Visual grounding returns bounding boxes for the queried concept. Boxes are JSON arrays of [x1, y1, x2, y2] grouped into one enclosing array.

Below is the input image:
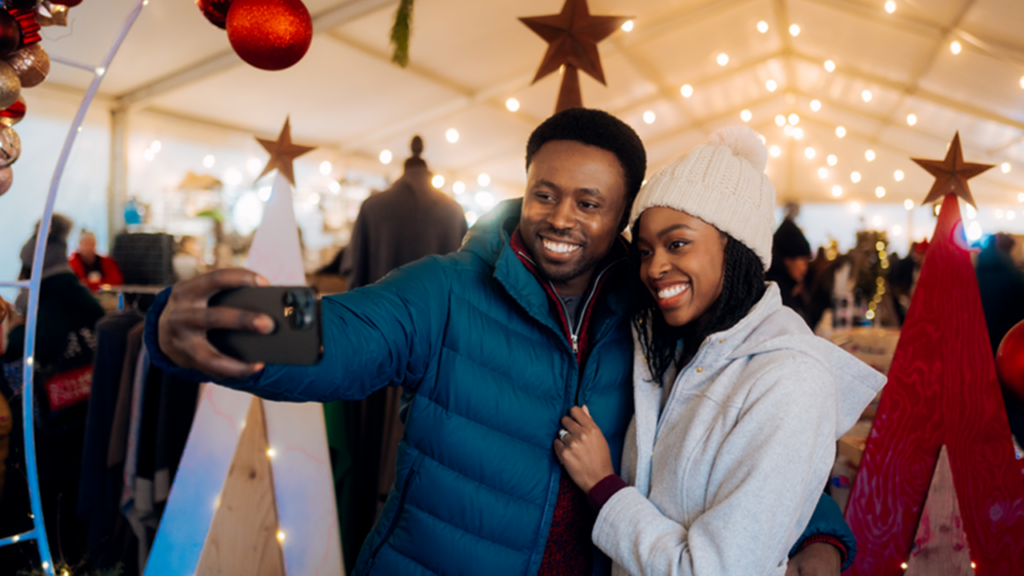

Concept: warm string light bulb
[[717, 53, 729, 66], [478, 173, 491, 186], [446, 129, 460, 143], [851, 171, 862, 183], [680, 84, 693, 98], [831, 185, 843, 197], [643, 110, 656, 124], [950, 40, 962, 55], [432, 174, 445, 189], [904, 199, 914, 210], [775, 114, 787, 127], [862, 90, 873, 102], [818, 167, 829, 179], [506, 98, 520, 112], [894, 170, 905, 182], [805, 147, 816, 159], [621, 20, 634, 32], [876, 186, 886, 198], [380, 150, 393, 164], [740, 109, 752, 122], [789, 24, 801, 36], [788, 113, 800, 125], [793, 127, 804, 139], [824, 60, 836, 72], [766, 79, 778, 92], [757, 21, 769, 33], [836, 126, 847, 138], [906, 113, 917, 126], [1020, 76, 1024, 89], [769, 145, 782, 157], [827, 154, 838, 166], [810, 99, 821, 112], [885, 1, 896, 14], [1001, 162, 1011, 174], [865, 150, 876, 161]]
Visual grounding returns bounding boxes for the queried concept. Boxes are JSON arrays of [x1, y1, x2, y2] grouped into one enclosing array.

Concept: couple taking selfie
[[147, 108, 885, 576]]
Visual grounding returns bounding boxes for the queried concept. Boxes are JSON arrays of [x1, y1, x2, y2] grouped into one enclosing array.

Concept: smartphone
[[208, 286, 323, 366]]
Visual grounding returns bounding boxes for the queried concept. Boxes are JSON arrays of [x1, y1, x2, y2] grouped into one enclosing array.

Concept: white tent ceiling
[[39, 0, 1024, 206]]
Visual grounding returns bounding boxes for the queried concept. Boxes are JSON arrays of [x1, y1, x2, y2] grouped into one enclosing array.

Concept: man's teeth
[[657, 284, 689, 300], [543, 239, 581, 254]]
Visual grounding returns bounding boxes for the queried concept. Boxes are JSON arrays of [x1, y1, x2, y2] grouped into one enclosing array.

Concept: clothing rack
[[0, 4, 146, 573]]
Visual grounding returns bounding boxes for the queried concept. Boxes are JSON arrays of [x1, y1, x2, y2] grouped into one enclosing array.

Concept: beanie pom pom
[[705, 126, 767, 173]]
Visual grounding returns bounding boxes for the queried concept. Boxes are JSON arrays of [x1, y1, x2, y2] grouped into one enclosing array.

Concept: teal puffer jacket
[[145, 200, 855, 575]]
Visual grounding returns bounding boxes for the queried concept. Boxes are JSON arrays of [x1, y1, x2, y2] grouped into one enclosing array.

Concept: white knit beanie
[[629, 126, 776, 269]]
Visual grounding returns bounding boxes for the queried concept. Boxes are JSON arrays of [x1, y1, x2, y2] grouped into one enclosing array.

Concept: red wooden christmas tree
[[844, 134, 1024, 575]]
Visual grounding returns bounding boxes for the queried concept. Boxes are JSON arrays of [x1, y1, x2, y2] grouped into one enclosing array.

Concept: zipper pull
[[572, 333, 579, 355]]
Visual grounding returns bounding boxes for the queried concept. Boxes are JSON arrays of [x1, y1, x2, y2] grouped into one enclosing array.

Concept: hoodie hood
[[721, 283, 886, 435]]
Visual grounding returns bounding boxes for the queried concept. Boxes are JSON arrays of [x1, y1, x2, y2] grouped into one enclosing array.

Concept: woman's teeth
[[543, 239, 580, 254], [657, 284, 689, 300]]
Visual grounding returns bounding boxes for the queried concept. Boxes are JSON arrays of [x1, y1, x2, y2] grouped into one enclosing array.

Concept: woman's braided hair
[[631, 228, 768, 385]]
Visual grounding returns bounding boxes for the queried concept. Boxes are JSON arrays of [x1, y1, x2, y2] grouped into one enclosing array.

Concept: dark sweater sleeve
[[587, 474, 628, 512]]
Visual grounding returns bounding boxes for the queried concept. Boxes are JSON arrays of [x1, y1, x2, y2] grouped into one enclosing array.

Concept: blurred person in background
[[976, 233, 1024, 445], [766, 216, 814, 327], [69, 230, 124, 292]]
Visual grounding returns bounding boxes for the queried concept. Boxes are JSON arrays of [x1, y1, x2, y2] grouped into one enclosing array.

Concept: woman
[[553, 126, 885, 575]]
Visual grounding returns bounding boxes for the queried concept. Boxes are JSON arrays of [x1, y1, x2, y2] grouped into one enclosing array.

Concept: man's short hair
[[525, 108, 647, 212]]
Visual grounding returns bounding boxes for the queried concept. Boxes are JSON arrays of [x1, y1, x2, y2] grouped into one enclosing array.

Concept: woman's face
[[636, 207, 727, 327]]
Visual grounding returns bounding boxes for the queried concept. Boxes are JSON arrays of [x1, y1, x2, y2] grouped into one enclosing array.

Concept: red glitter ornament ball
[[997, 320, 1024, 401], [226, 0, 312, 71], [196, 0, 232, 29]]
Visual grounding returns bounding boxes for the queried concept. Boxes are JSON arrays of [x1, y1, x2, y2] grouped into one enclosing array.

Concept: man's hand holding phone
[[158, 268, 275, 380]]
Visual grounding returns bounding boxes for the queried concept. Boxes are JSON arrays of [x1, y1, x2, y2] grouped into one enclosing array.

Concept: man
[[147, 109, 851, 575], [69, 230, 124, 292]]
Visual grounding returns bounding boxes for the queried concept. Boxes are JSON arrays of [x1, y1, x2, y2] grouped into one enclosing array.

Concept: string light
[[319, 161, 332, 175], [380, 150, 393, 164], [904, 199, 914, 210], [478, 173, 491, 186], [766, 79, 778, 92], [769, 145, 782, 157], [506, 98, 520, 112], [784, 125, 794, 136], [621, 20, 634, 32], [810, 99, 821, 112], [827, 154, 838, 166], [851, 171, 862, 183], [818, 167, 829, 179], [277, 530, 286, 543], [757, 21, 769, 33], [805, 147, 816, 159], [1020, 76, 1024, 89], [788, 113, 800, 125], [832, 185, 843, 197], [432, 174, 445, 188], [793, 127, 804, 139], [717, 53, 729, 66], [267, 448, 276, 458], [203, 154, 215, 168], [1001, 162, 1011, 174], [453, 181, 465, 195], [894, 170, 905, 181], [643, 110, 656, 124], [775, 114, 787, 127], [1018, 192, 1024, 203], [446, 129, 460, 143], [876, 186, 886, 198], [865, 149, 876, 161], [789, 24, 801, 37], [836, 126, 847, 138], [950, 40, 962, 55], [1009, 211, 1017, 221], [872, 216, 883, 227], [824, 60, 836, 72], [862, 90, 873, 102], [850, 201, 861, 213], [681, 84, 693, 97], [885, 1, 896, 13], [907, 113, 917, 125], [740, 109, 752, 122]]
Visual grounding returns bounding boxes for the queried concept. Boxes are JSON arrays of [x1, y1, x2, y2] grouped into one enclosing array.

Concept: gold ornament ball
[[0, 166, 11, 197], [6, 44, 50, 89], [0, 61, 21, 109], [0, 126, 21, 168]]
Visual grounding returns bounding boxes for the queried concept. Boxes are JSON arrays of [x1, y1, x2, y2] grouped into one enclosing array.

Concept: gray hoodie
[[594, 283, 886, 576]]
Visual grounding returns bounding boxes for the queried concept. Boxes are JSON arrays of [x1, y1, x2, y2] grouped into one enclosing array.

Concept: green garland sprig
[[390, 0, 414, 68]]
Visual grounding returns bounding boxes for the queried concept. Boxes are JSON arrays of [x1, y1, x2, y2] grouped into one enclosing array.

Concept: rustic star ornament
[[911, 132, 993, 209], [256, 117, 315, 187], [520, 0, 631, 112]]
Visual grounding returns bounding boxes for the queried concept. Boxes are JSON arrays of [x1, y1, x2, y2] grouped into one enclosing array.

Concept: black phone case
[[208, 286, 323, 366]]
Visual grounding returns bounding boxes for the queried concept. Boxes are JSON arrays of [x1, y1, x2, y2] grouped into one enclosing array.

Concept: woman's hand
[[553, 405, 615, 493]]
